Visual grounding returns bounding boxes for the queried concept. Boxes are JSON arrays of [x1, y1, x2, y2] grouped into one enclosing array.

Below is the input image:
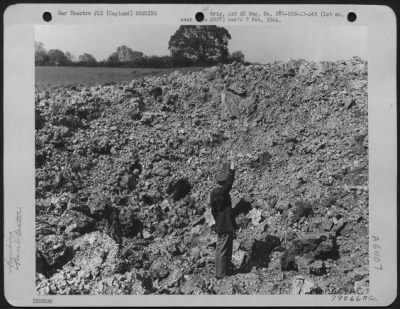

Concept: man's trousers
[[215, 232, 233, 278]]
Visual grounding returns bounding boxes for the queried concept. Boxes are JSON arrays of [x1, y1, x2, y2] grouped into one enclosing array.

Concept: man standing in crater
[[210, 151, 237, 279]]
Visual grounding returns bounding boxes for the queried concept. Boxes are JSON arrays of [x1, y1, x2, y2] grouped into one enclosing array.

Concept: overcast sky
[[36, 25, 367, 63]]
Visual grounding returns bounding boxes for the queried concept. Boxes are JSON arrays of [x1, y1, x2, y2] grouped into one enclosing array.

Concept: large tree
[[168, 26, 231, 63], [114, 45, 144, 62], [78, 53, 97, 66], [105, 45, 144, 66], [47, 49, 70, 66]]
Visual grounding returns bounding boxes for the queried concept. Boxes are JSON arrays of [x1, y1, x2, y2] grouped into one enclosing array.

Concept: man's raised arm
[[225, 151, 236, 191]]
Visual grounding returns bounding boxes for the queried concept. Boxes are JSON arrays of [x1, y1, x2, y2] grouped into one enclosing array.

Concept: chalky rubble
[[35, 57, 368, 295]]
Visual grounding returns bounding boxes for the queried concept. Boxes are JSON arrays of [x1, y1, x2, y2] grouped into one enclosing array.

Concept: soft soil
[[35, 57, 368, 295]]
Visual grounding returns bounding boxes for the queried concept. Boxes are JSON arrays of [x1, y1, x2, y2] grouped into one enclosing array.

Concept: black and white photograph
[[3, 4, 396, 306], [34, 23, 369, 296]]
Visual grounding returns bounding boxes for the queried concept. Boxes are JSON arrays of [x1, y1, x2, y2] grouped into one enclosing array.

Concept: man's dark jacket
[[210, 169, 237, 233]]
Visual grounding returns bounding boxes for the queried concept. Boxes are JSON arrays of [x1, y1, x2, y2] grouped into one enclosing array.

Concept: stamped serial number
[[371, 235, 383, 270], [331, 295, 376, 302], [33, 298, 53, 304]]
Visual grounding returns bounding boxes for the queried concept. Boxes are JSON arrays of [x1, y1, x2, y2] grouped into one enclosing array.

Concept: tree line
[[35, 26, 246, 68]]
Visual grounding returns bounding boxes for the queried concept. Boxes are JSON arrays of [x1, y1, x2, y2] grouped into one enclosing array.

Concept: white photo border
[[3, 3, 397, 306]]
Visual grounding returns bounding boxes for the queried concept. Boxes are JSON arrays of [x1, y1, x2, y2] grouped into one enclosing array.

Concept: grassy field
[[35, 66, 206, 90]]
